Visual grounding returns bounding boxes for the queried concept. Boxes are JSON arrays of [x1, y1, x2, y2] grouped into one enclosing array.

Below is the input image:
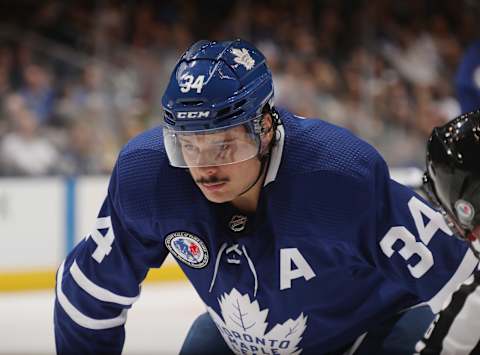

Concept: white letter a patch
[[280, 248, 316, 290]]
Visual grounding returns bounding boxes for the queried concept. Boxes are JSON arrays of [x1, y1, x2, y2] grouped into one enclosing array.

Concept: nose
[[191, 147, 217, 167], [197, 165, 218, 176]]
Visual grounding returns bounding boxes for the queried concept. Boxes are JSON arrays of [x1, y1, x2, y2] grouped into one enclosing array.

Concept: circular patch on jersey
[[455, 199, 475, 225], [165, 232, 209, 268]]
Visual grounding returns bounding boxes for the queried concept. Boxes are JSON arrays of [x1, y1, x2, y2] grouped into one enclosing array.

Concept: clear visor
[[163, 118, 261, 168], [423, 172, 480, 258]]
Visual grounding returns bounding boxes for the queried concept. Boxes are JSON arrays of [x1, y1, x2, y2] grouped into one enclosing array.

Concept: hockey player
[[54, 39, 479, 355], [416, 110, 480, 354], [456, 40, 480, 113]]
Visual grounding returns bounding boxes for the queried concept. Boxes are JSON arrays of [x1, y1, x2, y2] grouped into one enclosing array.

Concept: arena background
[[0, 0, 477, 353]]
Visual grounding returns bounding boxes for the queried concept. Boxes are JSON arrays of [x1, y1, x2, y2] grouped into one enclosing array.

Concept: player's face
[[185, 126, 263, 203], [189, 155, 263, 203], [179, 125, 258, 168]]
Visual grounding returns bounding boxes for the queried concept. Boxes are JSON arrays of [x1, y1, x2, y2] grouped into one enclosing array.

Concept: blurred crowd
[[0, 0, 477, 176]]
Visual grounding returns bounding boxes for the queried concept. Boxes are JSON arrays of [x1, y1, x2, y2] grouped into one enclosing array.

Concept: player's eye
[[216, 143, 231, 157], [182, 143, 197, 154], [220, 143, 230, 152]]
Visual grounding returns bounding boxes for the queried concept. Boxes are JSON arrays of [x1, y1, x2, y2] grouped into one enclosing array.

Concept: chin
[[202, 190, 233, 204]]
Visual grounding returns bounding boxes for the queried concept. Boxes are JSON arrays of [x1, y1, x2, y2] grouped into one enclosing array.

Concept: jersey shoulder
[[121, 126, 165, 155], [279, 109, 384, 182], [112, 126, 198, 222], [116, 126, 170, 185], [270, 110, 388, 244]]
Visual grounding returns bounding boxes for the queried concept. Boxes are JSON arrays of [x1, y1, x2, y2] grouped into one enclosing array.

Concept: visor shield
[[423, 172, 480, 258], [163, 120, 261, 168]]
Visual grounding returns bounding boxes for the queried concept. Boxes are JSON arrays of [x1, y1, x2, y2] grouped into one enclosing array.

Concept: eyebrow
[[211, 137, 235, 145], [178, 136, 236, 145]]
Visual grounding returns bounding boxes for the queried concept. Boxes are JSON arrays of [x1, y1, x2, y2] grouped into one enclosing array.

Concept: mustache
[[195, 175, 229, 184]]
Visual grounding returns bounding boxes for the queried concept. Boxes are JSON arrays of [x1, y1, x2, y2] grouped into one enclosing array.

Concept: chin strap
[[236, 153, 270, 197], [236, 107, 280, 198]]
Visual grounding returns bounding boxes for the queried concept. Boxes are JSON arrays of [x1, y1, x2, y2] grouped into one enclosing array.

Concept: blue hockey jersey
[[54, 109, 479, 354], [456, 40, 480, 113]]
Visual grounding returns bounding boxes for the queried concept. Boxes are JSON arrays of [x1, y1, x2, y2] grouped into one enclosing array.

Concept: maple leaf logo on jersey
[[231, 48, 255, 70], [207, 288, 307, 355]]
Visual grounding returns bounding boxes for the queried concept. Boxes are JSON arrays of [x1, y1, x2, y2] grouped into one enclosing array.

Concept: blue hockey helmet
[[161, 39, 274, 168]]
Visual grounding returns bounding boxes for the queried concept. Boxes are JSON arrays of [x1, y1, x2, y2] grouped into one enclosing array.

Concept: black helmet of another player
[[423, 110, 480, 248]]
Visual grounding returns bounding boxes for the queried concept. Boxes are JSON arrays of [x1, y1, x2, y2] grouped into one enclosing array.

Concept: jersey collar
[[264, 124, 285, 186]]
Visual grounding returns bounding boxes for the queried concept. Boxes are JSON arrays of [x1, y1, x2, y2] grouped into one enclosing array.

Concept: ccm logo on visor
[[176, 111, 210, 119]]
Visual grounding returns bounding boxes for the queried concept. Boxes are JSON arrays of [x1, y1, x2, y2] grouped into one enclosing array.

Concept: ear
[[260, 113, 273, 153]]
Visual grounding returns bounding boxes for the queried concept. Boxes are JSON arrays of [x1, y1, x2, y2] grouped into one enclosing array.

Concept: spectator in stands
[[0, 0, 476, 173], [0, 95, 60, 175], [455, 40, 480, 113], [18, 63, 56, 126], [61, 120, 105, 175]]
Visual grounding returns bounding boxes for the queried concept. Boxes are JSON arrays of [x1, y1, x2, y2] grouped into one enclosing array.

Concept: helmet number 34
[[380, 196, 453, 278], [180, 74, 205, 93]]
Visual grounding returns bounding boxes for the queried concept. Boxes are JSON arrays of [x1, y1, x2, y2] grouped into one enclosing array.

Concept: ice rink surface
[[0, 281, 205, 355]]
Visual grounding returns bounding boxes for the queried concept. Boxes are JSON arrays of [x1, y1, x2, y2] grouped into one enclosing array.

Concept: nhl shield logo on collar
[[165, 231, 209, 268], [229, 215, 248, 232]]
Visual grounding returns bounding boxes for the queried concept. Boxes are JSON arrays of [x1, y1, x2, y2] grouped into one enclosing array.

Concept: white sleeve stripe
[[96, 216, 112, 229], [70, 260, 139, 306], [344, 332, 367, 355], [428, 249, 479, 313], [440, 285, 480, 355], [57, 261, 128, 330]]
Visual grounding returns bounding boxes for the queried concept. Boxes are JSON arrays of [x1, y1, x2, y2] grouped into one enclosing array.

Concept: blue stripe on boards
[[65, 178, 76, 255]]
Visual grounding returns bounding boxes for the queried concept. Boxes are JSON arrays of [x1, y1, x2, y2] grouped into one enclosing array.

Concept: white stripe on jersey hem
[[70, 260, 139, 305], [264, 124, 285, 186], [343, 332, 367, 355], [57, 261, 128, 330], [428, 249, 479, 313]]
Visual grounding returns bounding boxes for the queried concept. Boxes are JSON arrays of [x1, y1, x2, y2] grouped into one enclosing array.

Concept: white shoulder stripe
[[428, 249, 479, 313], [70, 260, 139, 305], [56, 261, 128, 330]]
